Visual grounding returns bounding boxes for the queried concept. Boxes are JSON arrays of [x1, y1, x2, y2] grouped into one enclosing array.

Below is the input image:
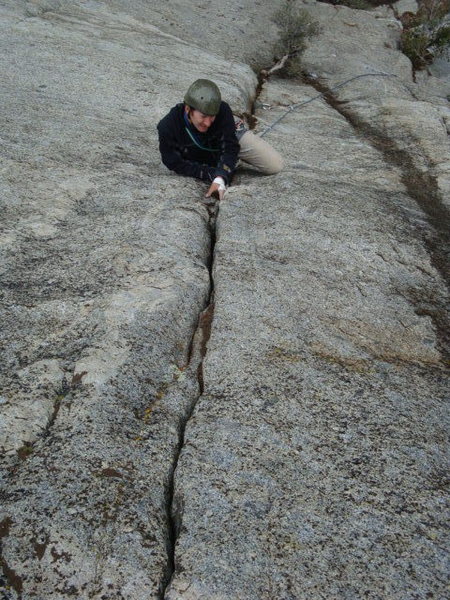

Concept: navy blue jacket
[[157, 102, 239, 185]]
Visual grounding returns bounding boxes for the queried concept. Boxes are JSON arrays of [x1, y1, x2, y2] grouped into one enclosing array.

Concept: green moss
[[17, 442, 34, 460]]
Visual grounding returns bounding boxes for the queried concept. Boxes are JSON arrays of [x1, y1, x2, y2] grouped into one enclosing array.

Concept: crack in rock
[[0, 517, 23, 599], [301, 74, 450, 363], [162, 200, 218, 598]]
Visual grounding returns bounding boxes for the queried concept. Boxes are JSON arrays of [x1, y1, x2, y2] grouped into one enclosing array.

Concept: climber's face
[[186, 106, 216, 133]]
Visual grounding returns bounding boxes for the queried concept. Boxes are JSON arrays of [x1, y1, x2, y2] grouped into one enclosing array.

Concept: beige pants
[[238, 130, 284, 175]]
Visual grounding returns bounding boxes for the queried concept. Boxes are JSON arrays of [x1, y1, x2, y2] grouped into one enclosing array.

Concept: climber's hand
[[206, 177, 226, 201]]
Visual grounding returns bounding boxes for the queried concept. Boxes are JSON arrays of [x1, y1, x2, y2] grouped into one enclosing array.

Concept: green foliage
[[419, 0, 450, 21], [400, 0, 450, 69], [273, 0, 321, 77]]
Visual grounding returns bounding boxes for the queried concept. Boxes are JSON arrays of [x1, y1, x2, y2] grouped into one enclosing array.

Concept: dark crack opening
[[0, 517, 23, 600], [161, 200, 218, 599]]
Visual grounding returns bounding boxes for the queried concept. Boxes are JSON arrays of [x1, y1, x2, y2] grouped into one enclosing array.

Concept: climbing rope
[[259, 72, 397, 138]]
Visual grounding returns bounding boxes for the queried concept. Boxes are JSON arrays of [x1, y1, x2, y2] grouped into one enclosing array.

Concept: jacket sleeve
[[157, 121, 217, 182], [212, 103, 240, 184]]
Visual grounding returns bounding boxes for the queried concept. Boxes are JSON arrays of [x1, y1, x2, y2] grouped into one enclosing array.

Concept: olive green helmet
[[184, 79, 221, 116]]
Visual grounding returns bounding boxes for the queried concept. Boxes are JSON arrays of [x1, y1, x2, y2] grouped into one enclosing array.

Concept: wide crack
[[160, 60, 449, 594], [161, 200, 218, 598]]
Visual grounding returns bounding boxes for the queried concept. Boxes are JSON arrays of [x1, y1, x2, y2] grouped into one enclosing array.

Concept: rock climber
[[157, 79, 283, 201]]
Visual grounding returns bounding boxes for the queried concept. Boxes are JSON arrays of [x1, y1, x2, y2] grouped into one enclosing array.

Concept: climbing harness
[[259, 72, 398, 138]]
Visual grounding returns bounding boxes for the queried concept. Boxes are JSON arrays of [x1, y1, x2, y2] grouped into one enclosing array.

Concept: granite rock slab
[[166, 78, 449, 599], [1, 1, 449, 598], [0, 0, 253, 597]]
